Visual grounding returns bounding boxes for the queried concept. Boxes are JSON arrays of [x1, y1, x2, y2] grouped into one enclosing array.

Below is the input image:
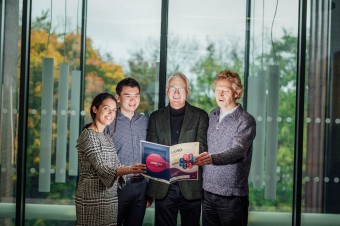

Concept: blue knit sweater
[[203, 105, 256, 197]]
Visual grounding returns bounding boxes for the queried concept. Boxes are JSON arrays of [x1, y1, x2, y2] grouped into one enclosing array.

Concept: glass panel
[[25, 0, 82, 225], [301, 0, 340, 225], [167, 0, 299, 225], [247, 0, 298, 224], [168, 0, 247, 112], [0, 0, 22, 225], [247, 0, 299, 222], [85, 0, 161, 121], [83, 0, 161, 225], [9, 1, 340, 225]]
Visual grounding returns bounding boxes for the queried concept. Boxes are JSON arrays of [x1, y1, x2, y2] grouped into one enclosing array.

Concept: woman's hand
[[195, 152, 212, 166], [128, 163, 147, 175], [116, 164, 146, 176]]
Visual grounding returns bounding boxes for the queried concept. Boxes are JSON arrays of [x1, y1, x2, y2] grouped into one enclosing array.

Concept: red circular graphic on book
[[146, 154, 169, 172]]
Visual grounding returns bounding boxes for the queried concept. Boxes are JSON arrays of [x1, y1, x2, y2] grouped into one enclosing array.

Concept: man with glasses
[[107, 77, 148, 226], [146, 72, 209, 226]]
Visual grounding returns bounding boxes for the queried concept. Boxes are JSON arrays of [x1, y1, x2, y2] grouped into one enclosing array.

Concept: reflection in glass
[[248, 70, 266, 189], [69, 70, 81, 176], [265, 65, 280, 199], [39, 57, 54, 192], [56, 64, 69, 183], [247, 0, 298, 217]]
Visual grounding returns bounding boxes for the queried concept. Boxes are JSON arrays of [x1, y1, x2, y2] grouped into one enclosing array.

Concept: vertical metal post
[[243, 0, 251, 110], [158, 0, 169, 109], [79, 0, 87, 129], [0, 0, 5, 98], [16, 0, 32, 224], [292, 0, 307, 225]]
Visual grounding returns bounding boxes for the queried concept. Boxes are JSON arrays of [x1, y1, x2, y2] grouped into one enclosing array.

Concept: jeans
[[117, 178, 147, 226], [202, 190, 249, 226], [154, 182, 201, 226]]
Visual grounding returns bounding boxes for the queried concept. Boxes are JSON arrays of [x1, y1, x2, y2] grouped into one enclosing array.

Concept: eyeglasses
[[168, 86, 187, 94]]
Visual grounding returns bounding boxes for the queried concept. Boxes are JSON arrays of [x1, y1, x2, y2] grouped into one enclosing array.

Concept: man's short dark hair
[[116, 77, 141, 95]]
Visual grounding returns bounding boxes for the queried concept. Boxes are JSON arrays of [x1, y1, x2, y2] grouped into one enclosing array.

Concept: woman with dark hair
[[75, 92, 146, 226]]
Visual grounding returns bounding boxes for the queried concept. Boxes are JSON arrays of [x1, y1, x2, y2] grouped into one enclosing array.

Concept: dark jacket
[[146, 102, 208, 200]]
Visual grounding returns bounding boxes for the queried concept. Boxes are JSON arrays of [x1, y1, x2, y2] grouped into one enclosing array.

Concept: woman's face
[[93, 98, 117, 128], [214, 79, 238, 110]]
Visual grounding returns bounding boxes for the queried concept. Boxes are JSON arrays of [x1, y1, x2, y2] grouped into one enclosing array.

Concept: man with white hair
[[146, 72, 209, 226]]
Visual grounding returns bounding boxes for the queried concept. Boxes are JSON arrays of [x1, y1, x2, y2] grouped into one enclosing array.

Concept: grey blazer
[[146, 102, 208, 200]]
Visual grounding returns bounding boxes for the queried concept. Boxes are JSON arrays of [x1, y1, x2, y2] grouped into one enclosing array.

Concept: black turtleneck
[[170, 104, 186, 145]]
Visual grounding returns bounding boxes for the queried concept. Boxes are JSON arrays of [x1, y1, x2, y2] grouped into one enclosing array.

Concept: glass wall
[[20, 0, 161, 225], [1, 0, 340, 225], [167, 0, 246, 112], [85, 2, 161, 223], [0, 0, 22, 225], [24, 0, 82, 225], [301, 0, 340, 225], [85, 0, 161, 120], [247, 0, 298, 223]]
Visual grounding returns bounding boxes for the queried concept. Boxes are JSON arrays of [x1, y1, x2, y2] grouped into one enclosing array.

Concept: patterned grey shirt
[[203, 105, 256, 197], [107, 110, 148, 173]]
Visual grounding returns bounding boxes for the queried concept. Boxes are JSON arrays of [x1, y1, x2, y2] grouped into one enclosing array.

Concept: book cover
[[141, 140, 199, 184]]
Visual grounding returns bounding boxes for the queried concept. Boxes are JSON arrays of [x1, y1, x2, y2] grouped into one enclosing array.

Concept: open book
[[140, 140, 199, 184]]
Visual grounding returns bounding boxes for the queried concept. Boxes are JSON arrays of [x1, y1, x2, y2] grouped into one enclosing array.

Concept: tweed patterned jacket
[[203, 105, 256, 197], [75, 128, 125, 226]]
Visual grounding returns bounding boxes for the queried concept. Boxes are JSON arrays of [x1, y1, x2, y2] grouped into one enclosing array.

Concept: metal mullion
[[158, 0, 169, 109], [243, 0, 251, 110], [16, 0, 32, 225], [0, 0, 5, 99], [292, 0, 307, 225], [79, 0, 87, 130]]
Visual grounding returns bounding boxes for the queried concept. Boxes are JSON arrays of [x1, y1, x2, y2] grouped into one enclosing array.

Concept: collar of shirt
[[117, 109, 142, 122], [219, 104, 239, 122]]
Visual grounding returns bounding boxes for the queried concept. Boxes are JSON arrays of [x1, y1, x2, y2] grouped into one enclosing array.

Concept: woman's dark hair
[[84, 92, 117, 135]]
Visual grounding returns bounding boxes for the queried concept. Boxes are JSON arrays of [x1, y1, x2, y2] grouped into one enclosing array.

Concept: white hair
[[166, 72, 190, 91]]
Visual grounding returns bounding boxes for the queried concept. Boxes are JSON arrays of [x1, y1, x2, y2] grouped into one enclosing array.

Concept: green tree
[[25, 13, 125, 205], [189, 38, 244, 112], [126, 46, 158, 115], [249, 29, 298, 211]]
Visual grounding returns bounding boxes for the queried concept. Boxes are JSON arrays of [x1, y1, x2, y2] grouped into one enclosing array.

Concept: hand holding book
[[194, 152, 213, 166]]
